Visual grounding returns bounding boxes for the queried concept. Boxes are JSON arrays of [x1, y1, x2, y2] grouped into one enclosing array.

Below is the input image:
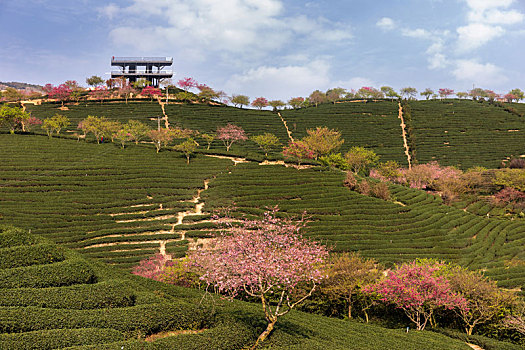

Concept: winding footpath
[[277, 112, 294, 142], [398, 102, 412, 169]]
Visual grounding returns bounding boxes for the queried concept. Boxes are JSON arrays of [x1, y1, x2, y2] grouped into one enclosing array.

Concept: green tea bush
[[0, 328, 125, 350], [0, 243, 65, 269]]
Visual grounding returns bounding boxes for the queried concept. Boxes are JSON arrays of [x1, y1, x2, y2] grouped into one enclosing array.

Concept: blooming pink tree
[[288, 97, 305, 109], [189, 209, 329, 349], [364, 260, 467, 331], [216, 123, 248, 151], [141, 86, 162, 101], [251, 97, 269, 110], [282, 140, 315, 165], [89, 87, 110, 104], [132, 254, 173, 280], [438, 88, 454, 99], [48, 84, 72, 106], [177, 77, 198, 92]]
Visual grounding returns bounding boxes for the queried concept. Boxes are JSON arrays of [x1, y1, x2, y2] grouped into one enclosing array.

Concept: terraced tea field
[[204, 163, 525, 289], [0, 134, 231, 269], [410, 100, 525, 169], [280, 101, 408, 165]]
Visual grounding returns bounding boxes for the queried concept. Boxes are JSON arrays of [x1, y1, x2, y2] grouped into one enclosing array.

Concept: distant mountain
[[0, 81, 43, 92]]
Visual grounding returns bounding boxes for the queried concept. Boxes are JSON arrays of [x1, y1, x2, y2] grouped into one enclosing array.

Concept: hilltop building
[[110, 57, 173, 87]]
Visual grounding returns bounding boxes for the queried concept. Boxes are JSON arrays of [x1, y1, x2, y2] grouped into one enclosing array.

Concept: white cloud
[[452, 59, 507, 86], [401, 28, 431, 39], [376, 17, 396, 30], [456, 23, 505, 52], [464, 0, 514, 12], [224, 60, 332, 100], [105, 0, 352, 58], [98, 4, 119, 20], [468, 9, 524, 25]]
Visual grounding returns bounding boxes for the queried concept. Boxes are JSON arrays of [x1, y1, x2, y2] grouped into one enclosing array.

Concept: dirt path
[[466, 343, 484, 350], [277, 112, 294, 142], [398, 102, 412, 169], [205, 154, 250, 165], [157, 97, 170, 129]]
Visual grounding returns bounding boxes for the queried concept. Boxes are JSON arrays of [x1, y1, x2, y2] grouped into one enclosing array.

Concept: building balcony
[[111, 70, 173, 77], [111, 57, 173, 65]]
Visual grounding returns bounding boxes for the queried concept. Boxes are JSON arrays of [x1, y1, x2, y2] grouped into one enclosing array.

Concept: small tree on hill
[[309, 90, 328, 107], [141, 86, 162, 101], [508, 88, 524, 102], [251, 133, 280, 158], [251, 97, 269, 110], [174, 138, 199, 164], [322, 252, 382, 319], [420, 88, 434, 100], [89, 87, 110, 104], [200, 133, 215, 150], [438, 88, 454, 99], [113, 129, 132, 149], [288, 97, 304, 109], [447, 265, 515, 335], [125, 120, 151, 145], [282, 140, 315, 165], [42, 114, 70, 138], [381, 86, 399, 101], [177, 77, 198, 92], [149, 128, 174, 153], [230, 94, 250, 108], [0, 105, 30, 133], [86, 75, 104, 88], [302, 126, 344, 159], [326, 88, 347, 103], [364, 260, 467, 331], [268, 100, 286, 110], [400, 87, 417, 100], [456, 92, 468, 99], [345, 146, 380, 175], [189, 208, 329, 349], [48, 84, 72, 106], [216, 124, 247, 151]]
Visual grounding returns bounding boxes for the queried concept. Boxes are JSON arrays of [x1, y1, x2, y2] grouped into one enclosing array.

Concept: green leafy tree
[[230, 94, 250, 108], [322, 252, 381, 319], [149, 128, 174, 153], [201, 133, 215, 150], [420, 88, 434, 100], [288, 97, 305, 109], [251, 133, 281, 158], [345, 146, 379, 175], [400, 87, 417, 100], [113, 129, 132, 149], [447, 265, 515, 335], [2, 87, 23, 102], [508, 88, 524, 102], [125, 120, 151, 145], [456, 92, 468, 99], [86, 76, 104, 87], [326, 88, 347, 103], [302, 126, 344, 159], [174, 138, 199, 164], [268, 100, 286, 110], [0, 105, 29, 133], [381, 86, 399, 101], [42, 114, 70, 138], [309, 90, 328, 107]]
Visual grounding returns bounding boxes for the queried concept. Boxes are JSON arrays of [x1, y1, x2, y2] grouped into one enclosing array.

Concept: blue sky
[[1, 0, 524, 100]]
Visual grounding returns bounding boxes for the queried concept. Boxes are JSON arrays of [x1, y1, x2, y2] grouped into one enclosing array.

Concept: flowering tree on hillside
[[282, 141, 315, 165], [48, 84, 72, 106], [132, 254, 173, 280], [364, 260, 467, 331], [251, 97, 269, 110], [89, 87, 110, 104], [302, 126, 344, 159], [216, 123, 248, 151], [189, 208, 329, 349], [438, 88, 454, 99], [141, 86, 162, 101], [177, 77, 198, 92], [288, 97, 305, 109]]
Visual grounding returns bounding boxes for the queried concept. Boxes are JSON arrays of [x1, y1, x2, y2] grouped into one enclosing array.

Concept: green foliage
[[0, 104, 29, 133], [303, 126, 344, 159], [345, 146, 380, 175], [42, 113, 70, 138], [319, 153, 349, 170], [493, 169, 525, 192], [0, 258, 97, 288], [0, 328, 125, 350], [0, 243, 65, 269], [0, 280, 136, 309], [251, 132, 280, 157]]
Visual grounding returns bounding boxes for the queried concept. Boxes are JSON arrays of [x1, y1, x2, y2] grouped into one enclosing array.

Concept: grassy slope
[[204, 163, 525, 289]]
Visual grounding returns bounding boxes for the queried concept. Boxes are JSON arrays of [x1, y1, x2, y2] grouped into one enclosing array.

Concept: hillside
[[0, 226, 487, 349]]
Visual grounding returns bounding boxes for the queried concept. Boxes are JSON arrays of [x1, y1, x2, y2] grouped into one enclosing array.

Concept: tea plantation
[[2, 100, 525, 348], [409, 99, 525, 169]]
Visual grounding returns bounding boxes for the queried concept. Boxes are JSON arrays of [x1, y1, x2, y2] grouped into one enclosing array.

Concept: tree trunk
[[466, 325, 474, 336], [347, 294, 352, 319], [251, 318, 277, 350]]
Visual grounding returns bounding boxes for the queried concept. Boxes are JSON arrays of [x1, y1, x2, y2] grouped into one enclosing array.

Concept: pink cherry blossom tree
[[48, 84, 72, 106], [177, 77, 198, 92], [282, 140, 315, 165], [438, 88, 455, 99], [132, 254, 173, 280], [363, 260, 467, 331], [251, 97, 269, 110], [189, 208, 329, 349], [141, 86, 162, 101], [216, 123, 248, 151]]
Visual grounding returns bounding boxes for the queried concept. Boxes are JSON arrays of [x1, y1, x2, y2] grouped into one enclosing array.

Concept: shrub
[[0, 328, 125, 350], [0, 227, 40, 248], [509, 158, 525, 169], [319, 153, 349, 170], [370, 182, 391, 201], [343, 171, 358, 190], [492, 187, 525, 206], [0, 243, 65, 269], [356, 180, 371, 195], [0, 259, 97, 288]]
